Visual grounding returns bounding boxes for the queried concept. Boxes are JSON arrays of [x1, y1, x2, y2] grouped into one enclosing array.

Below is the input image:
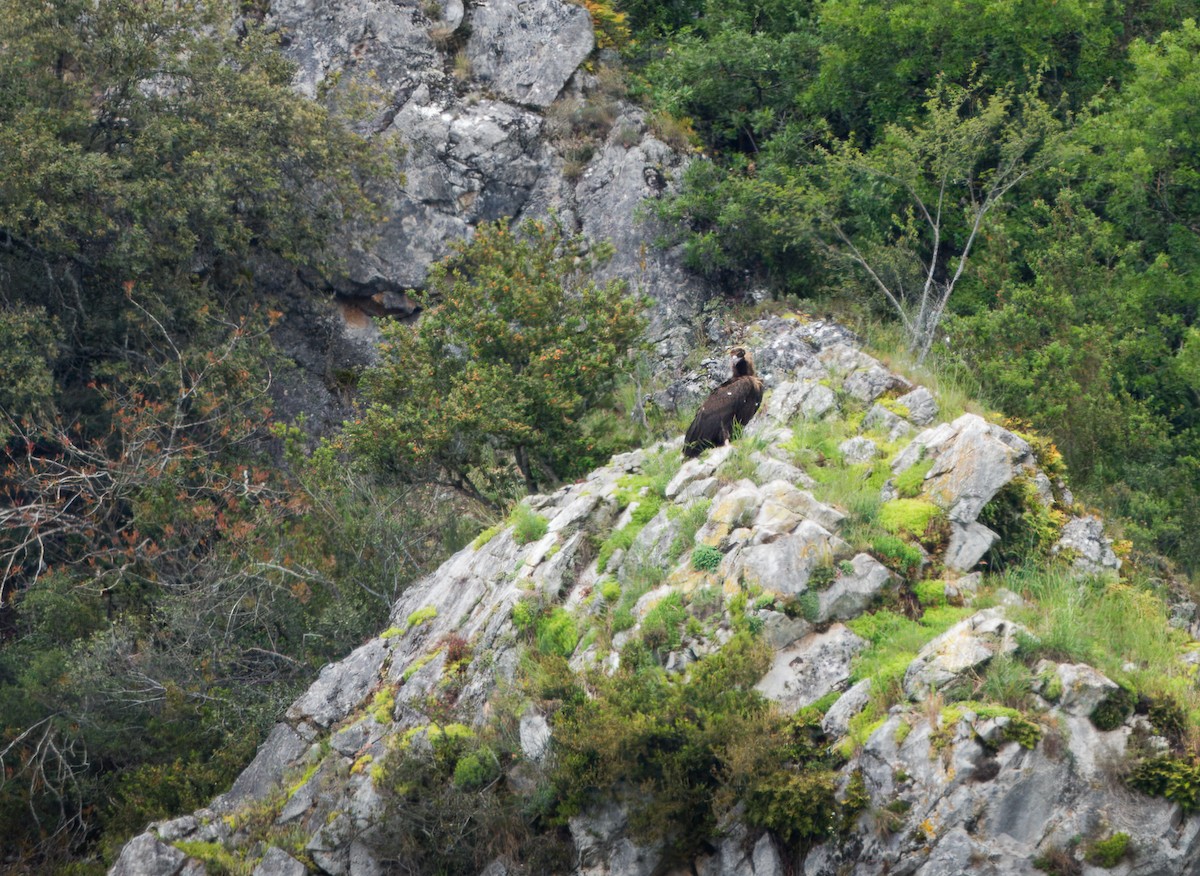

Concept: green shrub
[[535, 608, 579, 658], [453, 746, 501, 790], [809, 564, 837, 591], [797, 591, 821, 623], [743, 769, 841, 846], [641, 594, 687, 653], [668, 499, 712, 562], [1090, 685, 1136, 731], [511, 600, 536, 633], [1085, 832, 1130, 867], [598, 578, 622, 603], [509, 503, 550, 545], [1128, 756, 1200, 811], [691, 544, 723, 571]]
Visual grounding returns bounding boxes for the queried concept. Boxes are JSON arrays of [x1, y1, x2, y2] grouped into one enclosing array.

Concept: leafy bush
[[1085, 832, 1130, 867], [1127, 756, 1200, 812], [535, 609, 579, 658], [347, 218, 646, 502], [1090, 685, 1136, 731], [692, 544, 723, 571]]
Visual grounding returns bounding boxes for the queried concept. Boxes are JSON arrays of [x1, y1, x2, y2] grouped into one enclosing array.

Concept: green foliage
[[894, 458, 934, 499], [641, 594, 687, 653], [598, 578, 622, 603], [1090, 685, 1136, 732], [912, 579, 947, 607], [742, 769, 841, 846], [547, 631, 854, 861], [870, 534, 924, 579], [472, 524, 503, 549], [535, 609, 579, 658], [1085, 832, 1131, 868], [977, 476, 1065, 568], [347, 218, 646, 502], [878, 499, 944, 539], [796, 591, 821, 623], [1127, 755, 1200, 812], [691, 544, 724, 572], [667, 499, 712, 562], [509, 503, 550, 545], [406, 607, 439, 630], [511, 600, 537, 634], [452, 746, 501, 791]]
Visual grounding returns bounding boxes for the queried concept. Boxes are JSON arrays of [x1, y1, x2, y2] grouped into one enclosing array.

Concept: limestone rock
[[286, 638, 388, 729], [821, 678, 872, 739], [736, 521, 845, 596], [107, 833, 189, 876], [756, 625, 866, 712], [862, 403, 913, 442], [894, 386, 939, 426], [1053, 663, 1119, 718], [1052, 515, 1120, 576], [816, 554, 892, 622], [466, 0, 593, 107], [253, 847, 308, 876], [943, 519, 1000, 572], [838, 436, 878, 464], [903, 609, 1025, 699]]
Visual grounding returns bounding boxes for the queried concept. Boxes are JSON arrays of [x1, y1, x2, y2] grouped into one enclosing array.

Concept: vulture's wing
[[732, 376, 764, 428]]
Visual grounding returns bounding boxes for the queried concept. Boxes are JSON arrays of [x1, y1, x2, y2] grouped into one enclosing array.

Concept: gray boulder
[[756, 625, 866, 712]]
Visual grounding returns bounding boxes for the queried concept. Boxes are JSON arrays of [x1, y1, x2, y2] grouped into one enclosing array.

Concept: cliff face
[[110, 316, 1200, 876], [266, 0, 716, 434]]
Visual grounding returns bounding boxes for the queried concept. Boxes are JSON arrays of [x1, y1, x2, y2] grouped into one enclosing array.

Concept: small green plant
[[912, 579, 947, 607], [692, 544, 723, 572], [878, 499, 944, 538], [371, 687, 397, 723], [871, 534, 923, 578], [809, 564, 837, 591], [511, 599, 536, 633], [1085, 832, 1130, 867], [894, 457, 933, 499], [598, 578, 622, 603], [1090, 685, 1136, 731], [535, 608, 579, 658], [641, 594, 687, 653], [667, 499, 712, 562], [406, 606, 438, 630], [452, 746, 501, 790], [471, 523, 503, 549], [510, 503, 550, 545], [797, 591, 820, 623]]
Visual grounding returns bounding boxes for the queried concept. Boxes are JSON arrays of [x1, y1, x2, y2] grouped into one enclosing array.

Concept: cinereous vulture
[[683, 347, 764, 458]]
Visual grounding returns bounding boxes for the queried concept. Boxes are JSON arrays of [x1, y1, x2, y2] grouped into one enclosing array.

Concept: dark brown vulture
[[683, 347, 764, 458]]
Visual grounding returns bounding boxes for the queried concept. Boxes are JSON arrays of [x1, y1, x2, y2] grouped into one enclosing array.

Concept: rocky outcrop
[[110, 316, 1196, 876]]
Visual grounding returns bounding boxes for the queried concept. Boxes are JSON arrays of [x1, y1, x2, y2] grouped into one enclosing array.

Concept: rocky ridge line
[[110, 316, 1196, 876]]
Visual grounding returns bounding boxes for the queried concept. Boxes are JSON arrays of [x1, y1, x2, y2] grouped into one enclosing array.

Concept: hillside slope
[[111, 316, 1200, 876]]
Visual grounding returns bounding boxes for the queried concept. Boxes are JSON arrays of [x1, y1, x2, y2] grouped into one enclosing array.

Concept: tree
[[811, 78, 1063, 362], [347, 219, 646, 503]]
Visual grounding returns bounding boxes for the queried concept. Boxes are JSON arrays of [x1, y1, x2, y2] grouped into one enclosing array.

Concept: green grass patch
[[509, 502, 550, 545], [912, 579, 947, 607], [894, 457, 934, 498], [471, 523, 503, 549], [878, 499, 943, 537], [667, 499, 712, 562]]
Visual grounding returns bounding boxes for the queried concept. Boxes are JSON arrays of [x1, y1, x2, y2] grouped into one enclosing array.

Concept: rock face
[[263, 0, 718, 422], [109, 316, 1197, 876]]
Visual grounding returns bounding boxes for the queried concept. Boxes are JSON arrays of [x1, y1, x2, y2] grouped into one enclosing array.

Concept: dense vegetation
[[628, 0, 1200, 570]]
